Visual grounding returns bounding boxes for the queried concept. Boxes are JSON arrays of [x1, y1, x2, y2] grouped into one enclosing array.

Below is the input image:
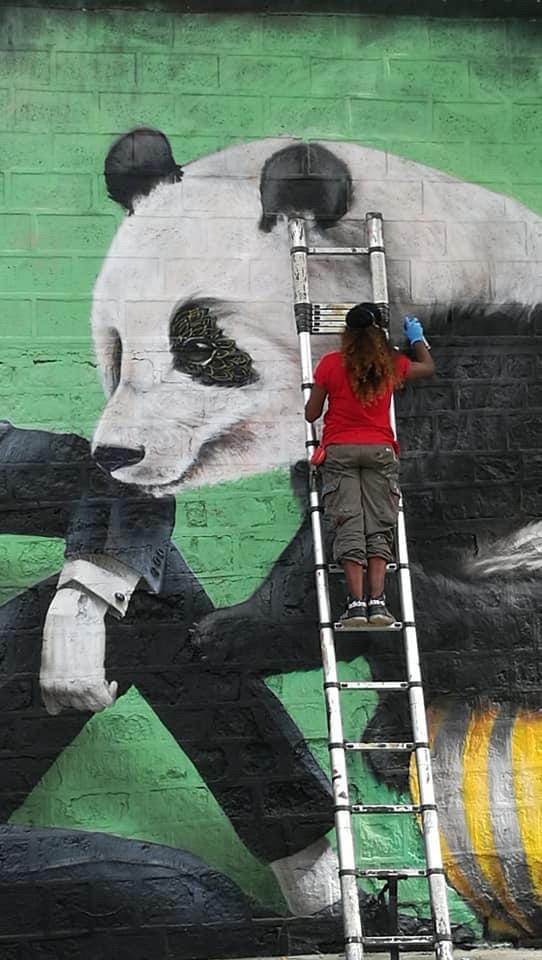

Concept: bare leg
[[367, 556, 387, 598], [342, 558, 364, 599]]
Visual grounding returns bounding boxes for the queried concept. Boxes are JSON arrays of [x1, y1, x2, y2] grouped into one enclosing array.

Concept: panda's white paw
[[40, 587, 116, 715]]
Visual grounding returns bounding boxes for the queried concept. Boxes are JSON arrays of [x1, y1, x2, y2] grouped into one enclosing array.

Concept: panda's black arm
[[64, 465, 175, 595], [0, 422, 175, 593], [0, 422, 94, 538]]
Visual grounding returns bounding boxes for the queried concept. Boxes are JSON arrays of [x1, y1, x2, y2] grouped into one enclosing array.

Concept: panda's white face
[[91, 137, 542, 495]]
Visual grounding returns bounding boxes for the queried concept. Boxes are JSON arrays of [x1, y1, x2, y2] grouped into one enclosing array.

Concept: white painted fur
[[469, 521, 542, 577]]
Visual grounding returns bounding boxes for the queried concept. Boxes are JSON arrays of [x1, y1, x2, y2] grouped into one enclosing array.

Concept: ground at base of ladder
[[232, 951, 542, 960]]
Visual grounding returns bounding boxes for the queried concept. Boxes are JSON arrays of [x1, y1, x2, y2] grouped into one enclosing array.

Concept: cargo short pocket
[[321, 474, 358, 528], [321, 475, 342, 521], [375, 448, 401, 528]]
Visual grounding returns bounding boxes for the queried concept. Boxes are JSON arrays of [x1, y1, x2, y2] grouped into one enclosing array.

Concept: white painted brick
[[123, 300, 177, 342], [493, 261, 542, 304], [98, 257, 164, 300], [183, 175, 261, 218], [527, 223, 542, 258], [350, 179, 423, 220], [384, 221, 446, 258], [412, 260, 491, 303], [206, 218, 281, 259], [116, 215, 207, 258], [249, 256, 292, 301], [165, 257, 251, 300], [423, 180, 506, 221], [445, 221, 527, 260], [387, 259, 412, 303]]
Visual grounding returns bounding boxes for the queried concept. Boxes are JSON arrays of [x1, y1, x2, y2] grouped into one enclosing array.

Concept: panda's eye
[[180, 337, 216, 366]]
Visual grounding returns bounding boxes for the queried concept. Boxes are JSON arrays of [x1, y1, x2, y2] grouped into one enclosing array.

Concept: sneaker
[[339, 598, 368, 627], [367, 594, 396, 626]]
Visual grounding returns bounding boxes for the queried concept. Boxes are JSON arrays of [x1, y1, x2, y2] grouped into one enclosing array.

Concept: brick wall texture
[[2, 3, 542, 956]]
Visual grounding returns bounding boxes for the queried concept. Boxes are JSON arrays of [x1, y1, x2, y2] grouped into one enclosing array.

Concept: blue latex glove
[[403, 314, 425, 345]]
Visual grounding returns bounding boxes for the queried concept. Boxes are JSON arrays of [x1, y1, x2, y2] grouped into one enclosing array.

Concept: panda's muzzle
[[92, 444, 145, 475]]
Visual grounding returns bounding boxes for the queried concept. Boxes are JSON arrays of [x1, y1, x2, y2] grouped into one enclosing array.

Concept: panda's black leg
[[0, 824, 289, 958], [115, 544, 335, 866], [362, 695, 412, 792]]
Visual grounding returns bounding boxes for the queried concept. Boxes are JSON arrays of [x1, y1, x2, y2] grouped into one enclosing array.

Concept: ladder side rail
[[288, 217, 364, 960], [394, 503, 454, 960], [368, 211, 454, 960], [365, 212, 390, 325]]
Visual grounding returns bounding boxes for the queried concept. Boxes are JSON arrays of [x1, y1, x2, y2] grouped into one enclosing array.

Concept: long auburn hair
[[341, 325, 401, 404]]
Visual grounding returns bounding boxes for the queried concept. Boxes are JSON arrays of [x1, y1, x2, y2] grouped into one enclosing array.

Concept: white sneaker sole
[[368, 614, 395, 626]]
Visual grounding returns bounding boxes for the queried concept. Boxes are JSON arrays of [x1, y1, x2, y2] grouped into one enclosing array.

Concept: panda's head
[[91, 129, 542, 496]]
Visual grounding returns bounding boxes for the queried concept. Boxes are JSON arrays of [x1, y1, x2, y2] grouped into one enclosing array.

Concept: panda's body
[[1, 134, 542, 948]]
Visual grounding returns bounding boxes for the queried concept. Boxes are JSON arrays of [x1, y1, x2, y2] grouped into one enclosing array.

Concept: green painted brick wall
[[3, 2, 542, 933]]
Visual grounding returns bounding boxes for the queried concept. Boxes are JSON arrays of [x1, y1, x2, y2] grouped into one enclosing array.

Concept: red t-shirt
[[313, 350, 411, 454]]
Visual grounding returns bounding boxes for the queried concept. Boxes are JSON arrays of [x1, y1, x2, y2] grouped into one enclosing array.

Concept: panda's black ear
[[104, 128, 182, 214], [259, 142, 352, 233]]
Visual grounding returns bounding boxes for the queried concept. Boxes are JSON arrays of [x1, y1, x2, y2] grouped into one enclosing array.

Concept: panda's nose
[[92, 444, 145, 474]]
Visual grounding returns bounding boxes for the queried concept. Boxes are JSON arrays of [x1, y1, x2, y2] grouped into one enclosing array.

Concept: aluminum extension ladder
[[288, 213, 454, 960]]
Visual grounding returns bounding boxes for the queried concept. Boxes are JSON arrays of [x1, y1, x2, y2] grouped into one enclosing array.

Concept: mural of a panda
[[1, 129, 542, 953]]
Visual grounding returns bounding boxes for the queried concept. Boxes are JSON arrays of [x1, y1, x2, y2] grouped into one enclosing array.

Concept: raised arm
[[402, 316, 435, 381]]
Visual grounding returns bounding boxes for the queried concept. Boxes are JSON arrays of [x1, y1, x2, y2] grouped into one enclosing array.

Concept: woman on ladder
[[305, 304, 434, 628]]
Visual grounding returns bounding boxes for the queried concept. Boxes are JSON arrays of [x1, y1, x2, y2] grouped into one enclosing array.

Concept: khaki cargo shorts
[[321, 443, 400, 566]]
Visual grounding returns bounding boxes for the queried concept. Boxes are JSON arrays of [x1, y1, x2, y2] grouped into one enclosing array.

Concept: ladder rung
[[308, 246, 368, 256], [363, 935, 435, 948], [358, 867, 427, 878], [312, 321, 346, 335], [329, 562, 397, 573], [352, 803, 420, 814], [345, 741, 415, 751], [339, 681, 409, 691], [334, 621, 403, 633], [313, 302, 358, 312]]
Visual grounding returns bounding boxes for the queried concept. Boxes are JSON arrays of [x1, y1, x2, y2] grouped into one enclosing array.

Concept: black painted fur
[[259, 141, 352, 232], [105, 128, 182, 214]]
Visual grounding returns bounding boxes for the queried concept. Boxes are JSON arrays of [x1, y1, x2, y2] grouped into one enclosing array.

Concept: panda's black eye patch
[[170, 303, 258, 388]]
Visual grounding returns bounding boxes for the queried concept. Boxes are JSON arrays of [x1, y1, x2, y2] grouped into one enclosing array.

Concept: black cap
[[345, 302, 382, 330]]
